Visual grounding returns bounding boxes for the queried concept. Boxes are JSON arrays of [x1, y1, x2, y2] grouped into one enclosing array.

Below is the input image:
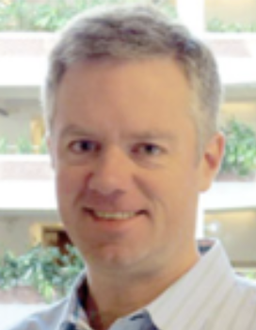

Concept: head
[[45, 5, 224, 283], [42, 4, 222, 153]]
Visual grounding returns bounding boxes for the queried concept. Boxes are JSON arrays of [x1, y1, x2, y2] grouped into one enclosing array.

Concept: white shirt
[[6, 240, 256, 330], [146, 239, 256, 330]]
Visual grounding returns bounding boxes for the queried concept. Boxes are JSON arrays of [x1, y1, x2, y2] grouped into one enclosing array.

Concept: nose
[[87, 147, 133, 196]]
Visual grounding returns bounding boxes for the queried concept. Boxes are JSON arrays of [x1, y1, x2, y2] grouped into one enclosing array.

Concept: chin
[[86, 245, 146, 271]]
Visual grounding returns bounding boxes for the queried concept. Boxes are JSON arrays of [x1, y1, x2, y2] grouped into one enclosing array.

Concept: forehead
[[62, 57, 190, 90], [54, 58, 194, 137]]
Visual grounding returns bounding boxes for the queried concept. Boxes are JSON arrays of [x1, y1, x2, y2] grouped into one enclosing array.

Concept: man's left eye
[[134, 144, 162, 156]]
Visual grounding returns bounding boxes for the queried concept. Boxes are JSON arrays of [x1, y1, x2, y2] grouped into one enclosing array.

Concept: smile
[[86, 208, 145, 220], [92, 210, 137, 220]]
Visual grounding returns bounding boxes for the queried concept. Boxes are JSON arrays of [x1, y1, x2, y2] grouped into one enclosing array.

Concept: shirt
[[6, 240, 256, 330]]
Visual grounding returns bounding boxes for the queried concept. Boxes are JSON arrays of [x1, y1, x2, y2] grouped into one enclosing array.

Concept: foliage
[[1, 1, 256, 33], [0, 137, 8, 154], [221, 119, 256, 177], [1, 244, 256, 303], [244, 271, 256, 280], [0, 0, 176, 32], [38, 137, 48, 154], [0, 250, 23, 288], [207, 18, 256, 32], [0, 135, 48, 154], [16, 136, 34, 154], [157, 1, 177, 19], [0, 244, 84, 302]]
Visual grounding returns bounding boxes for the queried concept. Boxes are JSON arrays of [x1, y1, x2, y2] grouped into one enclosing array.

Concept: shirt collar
[[145, 239, 236, 330], [60, 239, 235, 330], [59, 270, 91, 330]]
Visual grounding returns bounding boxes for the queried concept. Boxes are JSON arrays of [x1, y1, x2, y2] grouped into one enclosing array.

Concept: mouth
[[85, 208, 146, 221]]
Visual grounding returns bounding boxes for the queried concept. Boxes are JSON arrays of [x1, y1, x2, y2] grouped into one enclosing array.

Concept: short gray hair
[[42, 4, 222, 148]]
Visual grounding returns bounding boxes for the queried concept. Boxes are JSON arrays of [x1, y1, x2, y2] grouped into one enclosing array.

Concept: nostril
[[84, 207, 93, 213]]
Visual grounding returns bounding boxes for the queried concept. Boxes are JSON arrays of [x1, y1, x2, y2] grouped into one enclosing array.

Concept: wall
[[0, 99, 43, 150], [0, 212, 60, 256], [220, 101, 256, 131], [205, 210, 256, 267], [206, 0, 256, 25]]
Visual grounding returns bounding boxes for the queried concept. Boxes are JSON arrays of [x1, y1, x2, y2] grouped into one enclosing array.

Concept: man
[[8, 4, 256, 330]]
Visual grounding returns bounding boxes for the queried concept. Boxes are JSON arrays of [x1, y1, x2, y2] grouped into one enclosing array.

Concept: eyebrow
[[60, 125, 95, 138], [60, 125, 177, 142]]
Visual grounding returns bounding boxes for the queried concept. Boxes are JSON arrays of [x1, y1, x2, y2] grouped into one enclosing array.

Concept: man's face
[[49, 58, 223, 278]]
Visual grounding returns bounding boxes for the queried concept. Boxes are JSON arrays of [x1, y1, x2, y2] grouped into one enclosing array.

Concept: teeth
[[93, 211, 136, 219]]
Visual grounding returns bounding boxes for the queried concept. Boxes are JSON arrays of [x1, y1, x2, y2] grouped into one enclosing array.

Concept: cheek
[[56, 166, 86, 197], [143, 165, 199, 214]]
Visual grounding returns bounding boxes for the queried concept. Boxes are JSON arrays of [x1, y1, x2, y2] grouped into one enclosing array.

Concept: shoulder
[[5, 299, 68, 330], [211, 274, 256, 329], [6, 271, 88, 330], [233, 273, 256, 291], [233, 274, 256, 306]]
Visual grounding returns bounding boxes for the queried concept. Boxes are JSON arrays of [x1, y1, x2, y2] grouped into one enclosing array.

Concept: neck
[[84, 253, 200, 330]]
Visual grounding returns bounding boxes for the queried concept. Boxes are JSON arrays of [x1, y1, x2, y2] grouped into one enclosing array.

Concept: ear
[[198, 132, 225, 192]]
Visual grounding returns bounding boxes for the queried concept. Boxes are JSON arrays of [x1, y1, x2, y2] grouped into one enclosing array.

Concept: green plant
[[0, 135, 49, 154], [207, 18, 256, 32], [0, 0, 30, 30], [221, 119, 256, 177], [155, 1, 177, 19], [244, 271, 256, 280], [16, 136, 34, 154], [0, 244, 84, 302], [0, 250, 26, 289], [0, 137, 8, 154], [0, 0, 176, 32], [38, 138, 48, 154]]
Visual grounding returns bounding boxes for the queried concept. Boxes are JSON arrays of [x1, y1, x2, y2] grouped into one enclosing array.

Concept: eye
[[70, 140, 99, 153], [133, 143, 163, 156]]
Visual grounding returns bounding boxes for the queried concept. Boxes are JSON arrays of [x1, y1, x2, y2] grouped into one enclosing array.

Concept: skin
[[48, 58, 224, 330]]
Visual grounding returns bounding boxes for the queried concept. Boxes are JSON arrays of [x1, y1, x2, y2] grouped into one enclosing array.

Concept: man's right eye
[[69, 140, 99, 154]]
